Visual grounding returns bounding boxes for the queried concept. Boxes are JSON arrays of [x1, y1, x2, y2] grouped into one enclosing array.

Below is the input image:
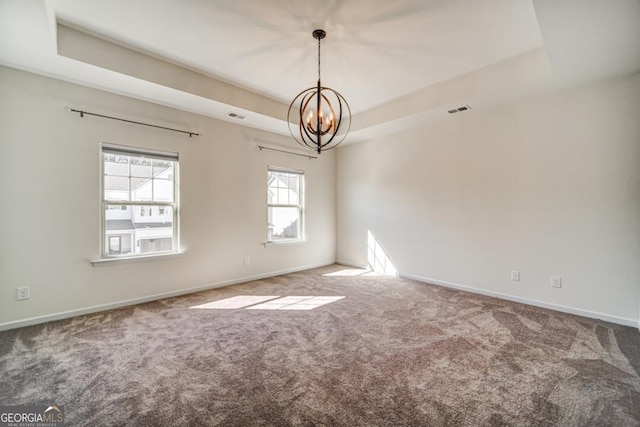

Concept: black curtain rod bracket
[[68, 108, 199, 137]]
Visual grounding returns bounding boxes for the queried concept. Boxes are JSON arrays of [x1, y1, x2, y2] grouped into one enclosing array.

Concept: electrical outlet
[[16, 287, 30, 300], [243, 256, 250, 266], [510, 271, 520, 281], [551, 276, 562, 288]]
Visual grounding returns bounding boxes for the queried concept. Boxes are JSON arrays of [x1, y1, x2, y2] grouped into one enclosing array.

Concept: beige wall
[[2, 64, 639, 329], [0, 66, 336, 327], [337, 73, 640, 324]]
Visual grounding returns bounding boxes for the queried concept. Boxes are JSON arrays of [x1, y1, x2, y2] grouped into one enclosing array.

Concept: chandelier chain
[[317, 36, 321, 82]]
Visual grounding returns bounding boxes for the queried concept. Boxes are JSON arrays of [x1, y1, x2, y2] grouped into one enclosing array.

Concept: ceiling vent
[[447, 105, 471, 114], [227, 112, 246, 120]]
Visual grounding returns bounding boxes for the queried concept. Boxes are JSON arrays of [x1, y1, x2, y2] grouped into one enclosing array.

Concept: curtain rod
[[68, 108, 200, 137], [258, 145, 317, 159]]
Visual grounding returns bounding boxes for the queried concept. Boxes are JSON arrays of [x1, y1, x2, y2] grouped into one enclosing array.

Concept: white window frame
[[99, 143, 180, 260], [267, 167, 305, 243]]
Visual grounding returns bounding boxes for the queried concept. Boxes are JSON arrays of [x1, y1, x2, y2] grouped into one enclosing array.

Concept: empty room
[[1, 0, 639, 425]]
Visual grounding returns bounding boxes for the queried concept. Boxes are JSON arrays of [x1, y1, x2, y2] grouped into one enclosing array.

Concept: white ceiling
[[54, 0, 545, 113], [0, 0, 639, 144]]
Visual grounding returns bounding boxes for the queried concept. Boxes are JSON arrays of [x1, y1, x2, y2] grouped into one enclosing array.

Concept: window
[[108, 236, 121, 255], [267, 167, 304, 242], [101, 144, 179, 258]]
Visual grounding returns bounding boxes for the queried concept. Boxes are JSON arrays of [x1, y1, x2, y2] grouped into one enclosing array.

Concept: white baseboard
[[400, 273, 639, 328], [0, 261, 334, 331], [5, 264, 637, 332]]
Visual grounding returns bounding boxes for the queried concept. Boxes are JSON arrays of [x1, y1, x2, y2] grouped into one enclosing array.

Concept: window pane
[[105, 234, 131, 255], [104, 155, 129, 176], [153, 160, 174, 179], [268, 206, 300, 240], [289, 189, 299, 205], [133, 204, 173, 225], [268, 173, 301, 201], [277, 188, 288, 204], [104, 176, 130, 201], [289, 175, 299, 190], [105, 204, 173, 255], [140, 237, 173, 253], [131, 178, 152, 201], [153, 179, 174, 202], [108, 236, 121, 253], [130, 158, 152, 178], [267, 169, 303, 242], [102, 146, 178, 259]]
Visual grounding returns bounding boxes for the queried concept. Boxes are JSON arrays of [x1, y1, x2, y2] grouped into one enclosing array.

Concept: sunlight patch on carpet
[[190, 295, 345, 310], [246, 296, 345, 311], [190, 295, 280, 309], [324, 268, 399, 277], [323, 268, 371, 277]]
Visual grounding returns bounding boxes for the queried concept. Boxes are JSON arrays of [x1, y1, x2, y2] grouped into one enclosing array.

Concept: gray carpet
[[1, 264, 640, 426]]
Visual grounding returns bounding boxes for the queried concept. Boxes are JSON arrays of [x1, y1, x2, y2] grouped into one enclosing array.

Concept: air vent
[[227, 112, 246, 120], [448, 105, 472, 114]]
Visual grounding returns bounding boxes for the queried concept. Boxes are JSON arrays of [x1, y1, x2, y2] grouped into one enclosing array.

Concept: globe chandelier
[[288, 29, 351, 155]]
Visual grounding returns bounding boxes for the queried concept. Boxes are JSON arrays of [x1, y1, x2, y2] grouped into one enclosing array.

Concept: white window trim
[[92, 251, 183, 267], [262, 239, 307, 247], [267, 166, 305, 244], [94, 143, 180, 265]]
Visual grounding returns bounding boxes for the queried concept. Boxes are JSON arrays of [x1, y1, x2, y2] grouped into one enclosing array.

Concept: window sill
[[263, 239, 307, 247], [91, 251, 183, 267]]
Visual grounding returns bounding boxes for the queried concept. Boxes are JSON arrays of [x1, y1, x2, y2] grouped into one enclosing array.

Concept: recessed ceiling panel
[[54, 0, 544, 114]]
